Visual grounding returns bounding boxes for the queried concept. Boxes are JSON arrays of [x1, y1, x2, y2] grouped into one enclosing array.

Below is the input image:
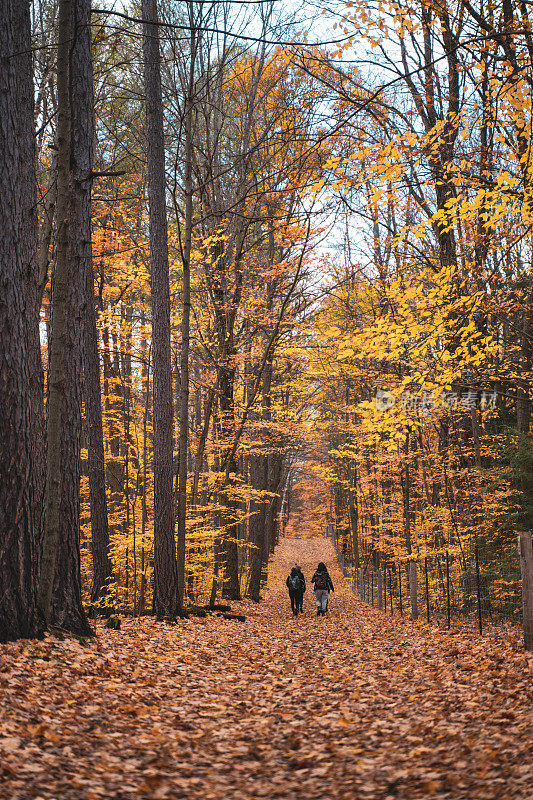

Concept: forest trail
[[1, 537, 533, 800]]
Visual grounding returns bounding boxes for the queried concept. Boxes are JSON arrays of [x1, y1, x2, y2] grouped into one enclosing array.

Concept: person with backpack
[[295, 565, 306, 613], [311, 562, 334, 615], [286, 566, 305, 615]]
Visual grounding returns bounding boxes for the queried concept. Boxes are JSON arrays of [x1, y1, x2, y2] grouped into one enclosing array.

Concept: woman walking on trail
[[295, 565, 305, 613], [312, 562, 334, 615], [286, 565, 305, 615]]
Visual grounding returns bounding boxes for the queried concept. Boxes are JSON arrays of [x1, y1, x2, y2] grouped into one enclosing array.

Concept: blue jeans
[[315, 589, 329, 610]]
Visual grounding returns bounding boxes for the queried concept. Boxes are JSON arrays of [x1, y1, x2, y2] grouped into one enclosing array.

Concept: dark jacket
[[286, 569, 304, 595], [311, 569, 334, 592]]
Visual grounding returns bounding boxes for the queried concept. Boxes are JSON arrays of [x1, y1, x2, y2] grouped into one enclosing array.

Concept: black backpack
[[314, 572, 328, 590], [288, 574, 302, 592]]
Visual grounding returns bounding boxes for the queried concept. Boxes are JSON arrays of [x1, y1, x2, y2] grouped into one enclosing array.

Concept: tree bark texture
[[265, 453, 283, 559], [0, 0, 43, 642], [49, 0, 95, 635], [401, 431, 412, 555], [219, 365, 241, 601], [38, 0, 73, 626], [516, 287, 533, 433], [347, 475, 360, 568], [86, 255, 113, 605], [176, 10, 197, 601], [68, 0, 112, 606], [246, 452, 268, 602], [142, 0, 180, 618]]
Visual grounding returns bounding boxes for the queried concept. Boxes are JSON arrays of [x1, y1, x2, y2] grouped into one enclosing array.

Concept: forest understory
[[1, 537, 532, 800]]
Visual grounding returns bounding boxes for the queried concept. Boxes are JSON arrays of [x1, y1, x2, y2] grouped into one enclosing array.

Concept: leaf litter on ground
[[1, 537, 533, 799]]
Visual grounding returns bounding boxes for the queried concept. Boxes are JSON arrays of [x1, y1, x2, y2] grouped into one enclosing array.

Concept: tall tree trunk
[[401, 430, 412, 555], [38, 0, 73, 625], [139, 321, 150, 616], [50, 0, 95, 635], [86, 259, 112, 603], [142, 0, 180, 618], [265, 452, 283, 559], [260, 277, 276, 566], [0, 0, 44, 642], [247, 291, 280, 599], [516, 286, 533, 433], [246, 452, 268, 602], [176, 8, 197, 601], [219, 363, 242, 600], [347, 464, 360, 568], [74, 0, 111, 607]]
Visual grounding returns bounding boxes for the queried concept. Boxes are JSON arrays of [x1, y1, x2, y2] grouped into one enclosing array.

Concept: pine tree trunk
[[50, 0, 96, 635], [38, 0, 73, 625], [0, 0, 44, 642], [176, 12, 197, 601], [25, 1, 47, 573], [142, 0, 180, 618]]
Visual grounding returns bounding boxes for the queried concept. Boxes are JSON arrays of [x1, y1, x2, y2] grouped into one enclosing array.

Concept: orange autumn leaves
[[1, 536, 533, 799]]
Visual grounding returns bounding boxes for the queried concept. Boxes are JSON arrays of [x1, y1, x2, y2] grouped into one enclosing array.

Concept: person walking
[[312, 562, 334, 615], [295, 565, 306, 613], [286, 566, 305, 615]]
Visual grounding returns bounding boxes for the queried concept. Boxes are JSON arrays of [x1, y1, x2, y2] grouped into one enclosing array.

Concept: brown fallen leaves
[[1, 537, 533, 799]]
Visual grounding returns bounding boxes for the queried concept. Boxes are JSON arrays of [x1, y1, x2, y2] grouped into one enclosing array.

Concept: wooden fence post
[[409, 561, 418, 620], [518, 533, 533, 651]]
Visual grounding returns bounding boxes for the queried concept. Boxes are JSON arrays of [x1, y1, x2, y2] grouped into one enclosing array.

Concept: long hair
[[317, 562, 327, 572]]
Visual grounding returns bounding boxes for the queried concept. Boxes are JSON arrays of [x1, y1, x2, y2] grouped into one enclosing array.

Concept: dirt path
[[1, 537, 532, 799]]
